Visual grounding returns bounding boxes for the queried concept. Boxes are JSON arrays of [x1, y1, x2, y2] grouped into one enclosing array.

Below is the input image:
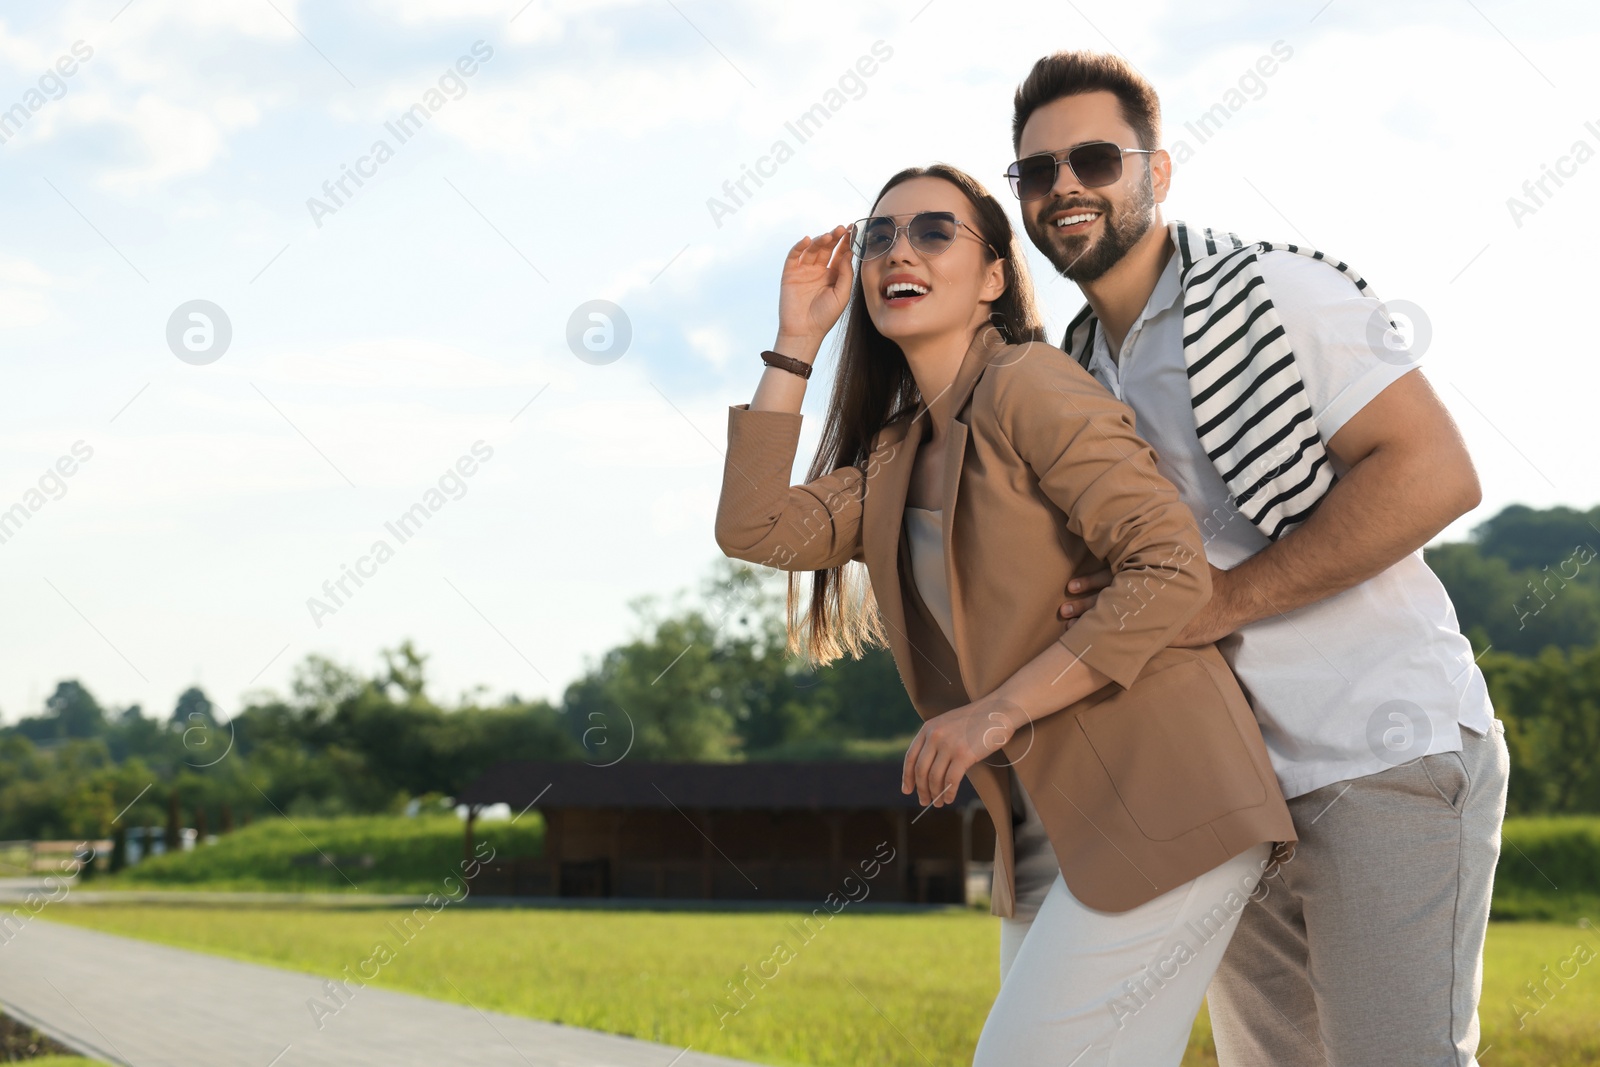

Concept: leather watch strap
[[760, 349, 814, 380]]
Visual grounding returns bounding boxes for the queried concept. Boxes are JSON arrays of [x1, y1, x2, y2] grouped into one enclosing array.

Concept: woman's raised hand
[[776, 225, 854, 353]]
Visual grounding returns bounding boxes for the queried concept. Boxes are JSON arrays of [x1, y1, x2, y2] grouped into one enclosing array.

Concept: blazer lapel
[[940, 324, 1010, 425], [934, 326, 1010, 696]]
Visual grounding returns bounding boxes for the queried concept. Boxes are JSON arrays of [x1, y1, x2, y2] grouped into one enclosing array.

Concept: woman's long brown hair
[[790, 163, 1046, 664]]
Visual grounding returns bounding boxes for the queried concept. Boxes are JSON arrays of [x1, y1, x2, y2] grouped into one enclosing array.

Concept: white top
[[1082, 246, 1494, 799], [904, 506, 957, 650]]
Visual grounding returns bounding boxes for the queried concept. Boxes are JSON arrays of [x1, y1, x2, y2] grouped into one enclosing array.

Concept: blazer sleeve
[[713, 403, 867, 571], [987, 346, 1210, 690]]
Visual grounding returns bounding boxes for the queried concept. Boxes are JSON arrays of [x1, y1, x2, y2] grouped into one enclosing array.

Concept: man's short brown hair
[[1012, 51, 1162, 155]]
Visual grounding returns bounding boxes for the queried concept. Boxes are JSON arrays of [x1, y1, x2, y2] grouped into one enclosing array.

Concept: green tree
[[171, 686, 217, 728], [1481, 644, 1600, 813], [50, 681, 105, 738], [562, 606, 743, 762], [1473, 503, 1600, 571], [1426, 503, 1600, 655], [9, 680, 107, 744]]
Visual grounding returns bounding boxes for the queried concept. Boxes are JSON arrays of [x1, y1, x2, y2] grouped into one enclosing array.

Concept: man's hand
[[901, 700, 1019, 808], [1058, 569, 1112, 629]]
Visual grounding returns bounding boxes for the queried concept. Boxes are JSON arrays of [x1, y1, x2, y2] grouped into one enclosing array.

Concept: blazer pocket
[[1076, 657, 1268, 842]]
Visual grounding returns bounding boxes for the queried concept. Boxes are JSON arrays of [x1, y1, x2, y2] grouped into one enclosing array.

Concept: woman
[[713, 163, 1295, 1065]]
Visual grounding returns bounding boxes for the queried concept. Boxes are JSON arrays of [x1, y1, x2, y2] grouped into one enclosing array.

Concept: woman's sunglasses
[[849, 211, 1000, 262], [1004, 142, 1156, 201]]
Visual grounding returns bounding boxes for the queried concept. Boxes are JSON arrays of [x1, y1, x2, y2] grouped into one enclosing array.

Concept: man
[[1008, 50, 1510, 1066]]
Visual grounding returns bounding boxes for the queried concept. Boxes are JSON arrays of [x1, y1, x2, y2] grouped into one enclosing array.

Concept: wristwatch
[[760, 349, 813, 380]]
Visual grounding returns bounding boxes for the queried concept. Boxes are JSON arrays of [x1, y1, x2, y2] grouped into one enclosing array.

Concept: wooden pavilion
[[455, 759, 998, 905]]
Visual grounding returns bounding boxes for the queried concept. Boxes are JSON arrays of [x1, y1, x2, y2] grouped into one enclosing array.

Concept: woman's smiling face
[[860, 176, 1005, 345]]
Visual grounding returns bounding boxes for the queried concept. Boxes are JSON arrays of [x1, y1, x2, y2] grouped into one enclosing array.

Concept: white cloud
[[0, 253, 57, 287], [685, 323, 735, 369], [0, 254, 61, 328], [84, 93, 252, 189]]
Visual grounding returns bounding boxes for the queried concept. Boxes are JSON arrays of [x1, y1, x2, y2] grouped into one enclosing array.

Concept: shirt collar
[[1148, 237, 1182, 317]]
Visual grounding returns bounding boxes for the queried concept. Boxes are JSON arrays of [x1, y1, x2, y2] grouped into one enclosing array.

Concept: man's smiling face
[[1015, 89, 1169, 283]]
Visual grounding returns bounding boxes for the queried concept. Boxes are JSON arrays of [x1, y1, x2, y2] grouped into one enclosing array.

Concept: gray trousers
[[1207, 719, 1510, 1067]]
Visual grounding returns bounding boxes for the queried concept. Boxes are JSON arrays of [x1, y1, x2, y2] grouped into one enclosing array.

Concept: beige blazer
[[715, 326, 1296, 915]]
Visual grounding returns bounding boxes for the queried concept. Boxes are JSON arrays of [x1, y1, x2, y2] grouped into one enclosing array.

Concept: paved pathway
[[0, 913, 771, 1067], [0, 878, 955, 914]]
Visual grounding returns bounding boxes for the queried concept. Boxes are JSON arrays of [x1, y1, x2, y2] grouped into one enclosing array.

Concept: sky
[[0, 0, 1595, 725]]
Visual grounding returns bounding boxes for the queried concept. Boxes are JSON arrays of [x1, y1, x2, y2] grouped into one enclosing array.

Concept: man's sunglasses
[[849, 211, 1000, 262], [1004, 141, 1156, 201]]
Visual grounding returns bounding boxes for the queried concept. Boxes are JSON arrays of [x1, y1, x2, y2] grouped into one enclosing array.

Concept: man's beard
[[1027, 171, 1156, 283]]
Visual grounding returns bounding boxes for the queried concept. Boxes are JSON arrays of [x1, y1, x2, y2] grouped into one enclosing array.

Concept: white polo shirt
[[1081, 244, 1494, 800]]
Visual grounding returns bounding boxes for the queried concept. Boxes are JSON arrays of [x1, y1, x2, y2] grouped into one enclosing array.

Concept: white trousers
[[973, 774, 1273, 1067]]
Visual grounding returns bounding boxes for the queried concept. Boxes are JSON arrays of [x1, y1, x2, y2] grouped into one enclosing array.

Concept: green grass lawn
[[39, 905, 1600, 1067]]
